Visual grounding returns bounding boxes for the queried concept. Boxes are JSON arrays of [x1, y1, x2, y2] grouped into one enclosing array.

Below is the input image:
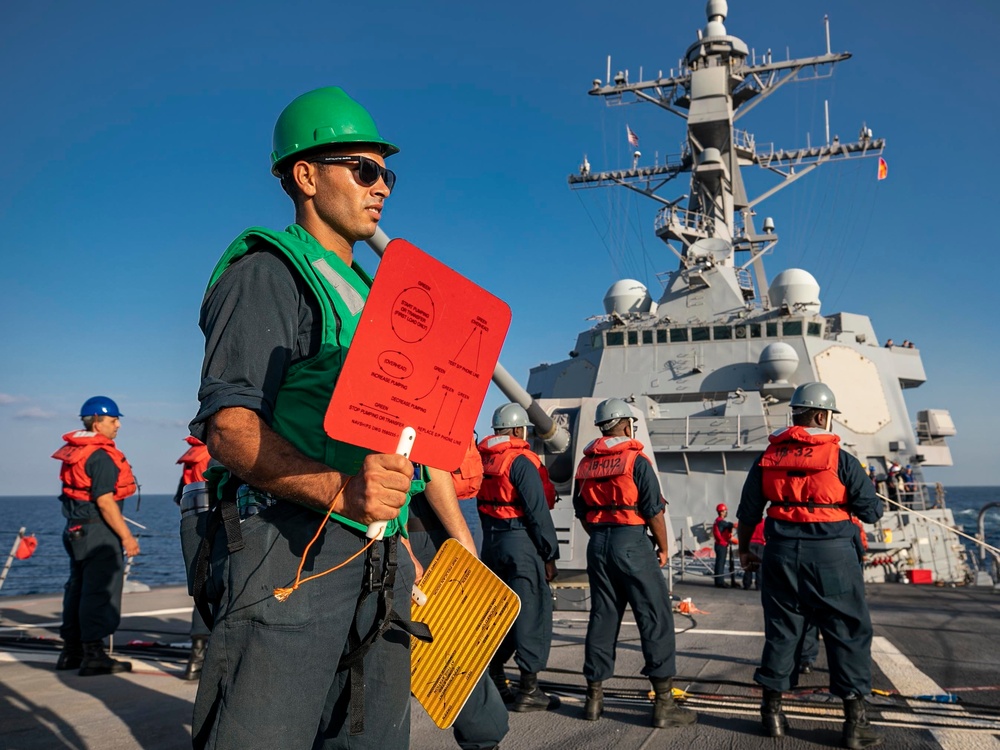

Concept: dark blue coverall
[[408, 490, 509, 750], [481, 456, 560, 675], [737, 447, 882, 698], [713, 516, 735, 587], [189, 248, 416, 750], [573, 457, 677, 682], [60, 451, 125, 644]]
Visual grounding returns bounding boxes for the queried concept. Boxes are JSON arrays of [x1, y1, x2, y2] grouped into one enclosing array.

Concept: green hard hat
[[789, 382, 841, 414], [594, 398, 634, 426], [270, 86, 399, 176]]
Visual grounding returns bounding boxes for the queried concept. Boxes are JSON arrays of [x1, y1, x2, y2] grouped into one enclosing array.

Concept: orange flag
[[877, 157, 888, 181], [15, 535, 37, 560]]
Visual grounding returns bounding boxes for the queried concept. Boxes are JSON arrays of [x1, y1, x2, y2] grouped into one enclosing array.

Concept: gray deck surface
[[2, 574, 999, 749]]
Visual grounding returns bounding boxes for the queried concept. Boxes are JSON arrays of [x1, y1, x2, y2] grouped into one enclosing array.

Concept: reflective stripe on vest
[[52, 431, 137, 502], [477, 435, 542, 520], [760, 426, 849, 523], [575, 436, 646, 526]]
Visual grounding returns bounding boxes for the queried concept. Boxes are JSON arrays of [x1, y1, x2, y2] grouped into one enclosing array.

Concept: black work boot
[[584, 681, 603, 721], [842, 695, 883, 749], [78, 640, 132, 677], [651, 677, 697, 728], [183, 636, 208, 681], [512, 671, 560, 712], [761, 688, 789, 738], [488, 661, 515, 705], [56, 641, 84, 670]]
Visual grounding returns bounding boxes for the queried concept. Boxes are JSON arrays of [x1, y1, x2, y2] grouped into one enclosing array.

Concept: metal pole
[[366, 227, 571, 452], [977, 503, 1000, 564], [0, 527, 27, 593]]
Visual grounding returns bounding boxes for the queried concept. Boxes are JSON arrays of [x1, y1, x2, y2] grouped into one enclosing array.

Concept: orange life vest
[[575, 436, 647, 525], [539, 464, 558, 509], [477, 435, 545, 520], [451, 438, 484, 500], [760, 426, 849, 523], [52, 431, 137, 502], [713, 517, 735, 545], [177, 436, 210, 485]]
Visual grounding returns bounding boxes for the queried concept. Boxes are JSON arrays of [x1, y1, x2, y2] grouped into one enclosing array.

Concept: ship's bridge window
[[808, 322, 823, 336], [606, 331, 625, 346], [734, 325, 747, 339], [766, 322, 779, 337], [691, 326, 710, 341], [656, 329, 668, 344], [627, 331, 638, 345], [782, 321, 803, 336], [642, 330, 654, 344], [713, 325, 732, 340], [670, 327, 689, 342], [750, 324, 762, 338], [592, 332, 604, 349]]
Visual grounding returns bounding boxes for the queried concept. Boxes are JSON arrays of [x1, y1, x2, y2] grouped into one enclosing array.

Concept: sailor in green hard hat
[[189, 87, 420, 750]]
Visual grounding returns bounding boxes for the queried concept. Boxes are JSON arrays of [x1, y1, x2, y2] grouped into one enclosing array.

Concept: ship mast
[[569, 0, 885, 307]]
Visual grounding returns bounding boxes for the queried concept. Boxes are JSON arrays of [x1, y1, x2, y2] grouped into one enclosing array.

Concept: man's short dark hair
[[791, 408, 824, 427]]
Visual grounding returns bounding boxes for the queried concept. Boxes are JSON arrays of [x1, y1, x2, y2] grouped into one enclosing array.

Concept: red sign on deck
[[324, 239, 511, 471]]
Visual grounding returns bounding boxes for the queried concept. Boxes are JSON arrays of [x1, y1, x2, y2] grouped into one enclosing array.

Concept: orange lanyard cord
[[272, 476, 378, 602]]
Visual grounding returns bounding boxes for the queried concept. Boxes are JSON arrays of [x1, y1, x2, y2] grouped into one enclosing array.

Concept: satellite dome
[[603, 279, 652, 315], [770, 268, 821, 313], [759, 342, 799, 383]]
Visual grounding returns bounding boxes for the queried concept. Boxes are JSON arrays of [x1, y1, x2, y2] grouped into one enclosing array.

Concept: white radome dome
[[759, 342, 799, 383], [604, 279, 653, 315], [770, 268, 821, 313]]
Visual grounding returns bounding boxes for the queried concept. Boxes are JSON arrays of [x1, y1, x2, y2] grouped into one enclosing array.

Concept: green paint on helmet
[[270, 86, 399, 176]]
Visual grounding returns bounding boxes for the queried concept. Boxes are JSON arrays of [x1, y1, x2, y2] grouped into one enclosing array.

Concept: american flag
[[626, 125, 639, 148]]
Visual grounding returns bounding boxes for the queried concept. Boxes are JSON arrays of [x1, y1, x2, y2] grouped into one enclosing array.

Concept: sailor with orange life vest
[[712, 503, 737, 588], [478, 403, 561, 712], [406, 458, 509, 750], [52, 396, 139, 676], [453, 435, 486, 553], [736, 382, 884, 749], [573, 398, 696, 729], [173, 436, 212, 681]]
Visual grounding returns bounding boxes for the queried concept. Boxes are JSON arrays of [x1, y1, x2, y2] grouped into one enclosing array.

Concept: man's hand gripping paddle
[[366, 426, 416, 541]]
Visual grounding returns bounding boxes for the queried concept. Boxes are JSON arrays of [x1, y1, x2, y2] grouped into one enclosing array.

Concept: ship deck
[[2, 575, 999, 749]]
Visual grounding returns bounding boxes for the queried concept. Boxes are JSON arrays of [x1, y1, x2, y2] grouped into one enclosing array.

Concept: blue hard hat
[[80, 396, 123, 418]]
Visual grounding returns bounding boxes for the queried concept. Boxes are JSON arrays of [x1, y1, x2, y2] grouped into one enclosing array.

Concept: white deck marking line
[[0, 607, 192, 632], [554, 616, 765, 636], [871, 635, 1000, 747]]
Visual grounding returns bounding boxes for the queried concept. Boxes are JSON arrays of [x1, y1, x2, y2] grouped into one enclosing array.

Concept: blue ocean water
[[0, 494, 185, 597], [1, 487, 998, 597]]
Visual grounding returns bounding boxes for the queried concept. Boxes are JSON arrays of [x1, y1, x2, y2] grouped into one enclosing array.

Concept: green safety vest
[[206, 223, 409, 535]]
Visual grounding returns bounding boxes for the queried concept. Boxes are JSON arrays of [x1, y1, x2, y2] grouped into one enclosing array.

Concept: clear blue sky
[[2, 0, 997, 495]]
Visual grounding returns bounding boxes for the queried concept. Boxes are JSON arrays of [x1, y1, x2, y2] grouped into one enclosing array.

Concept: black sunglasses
[[309, 154, 396, 190]]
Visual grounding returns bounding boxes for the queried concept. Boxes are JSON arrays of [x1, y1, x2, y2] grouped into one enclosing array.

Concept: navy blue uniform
[[60, 450, 125, 644], [482, 455, 559, 675], [574, 457, 676, 682], [737, 447, 882, 697]]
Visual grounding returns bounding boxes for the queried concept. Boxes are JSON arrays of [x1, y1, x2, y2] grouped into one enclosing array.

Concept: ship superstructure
[[520, 0, 967, 584]]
